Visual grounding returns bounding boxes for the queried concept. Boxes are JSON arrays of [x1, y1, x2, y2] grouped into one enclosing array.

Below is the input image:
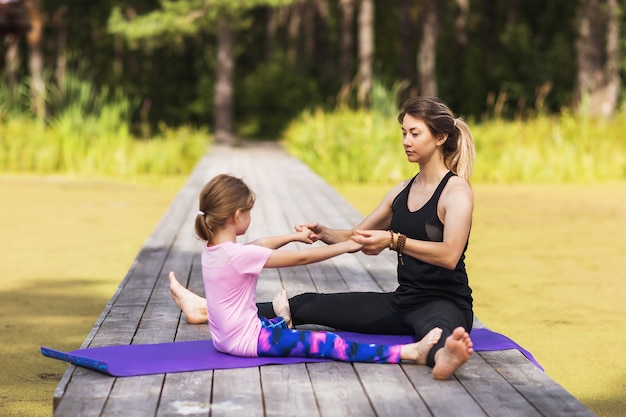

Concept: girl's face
[[400, 114, 444, 164], [234, 208, 252, 235]]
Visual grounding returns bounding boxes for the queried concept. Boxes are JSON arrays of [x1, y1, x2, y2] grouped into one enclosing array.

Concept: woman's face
[[400, 114, 442, 164]]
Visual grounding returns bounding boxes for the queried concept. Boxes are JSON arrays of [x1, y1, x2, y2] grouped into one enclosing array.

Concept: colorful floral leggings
[[256, 317, 402, 363]]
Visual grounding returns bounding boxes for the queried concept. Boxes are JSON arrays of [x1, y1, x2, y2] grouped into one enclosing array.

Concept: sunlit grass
[[0, 71, 210, 179], [283, 107, 626, 184]]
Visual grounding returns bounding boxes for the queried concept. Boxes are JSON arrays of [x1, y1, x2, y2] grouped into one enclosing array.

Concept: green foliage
[[0, 114, 209, 178], [471, 110, 626, 183], [108, 0, 295, 49], [282, 106, 626, 185], [0, 73, 210, 178], [236, 54, 322, 139], [282, 107, 410, 184]]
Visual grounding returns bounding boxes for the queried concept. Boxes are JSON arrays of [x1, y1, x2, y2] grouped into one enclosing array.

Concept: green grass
[[0, 71, 210, 180], [283, 107, 626, 184]]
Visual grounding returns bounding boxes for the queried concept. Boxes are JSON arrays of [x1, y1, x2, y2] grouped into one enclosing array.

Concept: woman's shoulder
[[441, 174, 473, 203]]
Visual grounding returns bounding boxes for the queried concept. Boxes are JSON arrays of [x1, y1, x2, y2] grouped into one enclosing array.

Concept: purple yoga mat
[[40, 328, 542, 377]]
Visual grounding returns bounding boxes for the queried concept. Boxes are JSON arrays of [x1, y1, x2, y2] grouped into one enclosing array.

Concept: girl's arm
[[352, 177, 473, 269], [248, 228, 313, 249], [264, 239, 362, 269]]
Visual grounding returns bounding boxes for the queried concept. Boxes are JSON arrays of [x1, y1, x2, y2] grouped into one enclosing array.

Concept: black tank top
[[389, 171, 473, 312]]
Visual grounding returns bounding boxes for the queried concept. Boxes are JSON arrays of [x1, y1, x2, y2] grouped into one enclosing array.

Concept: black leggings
[[258, 292, 473, 367]]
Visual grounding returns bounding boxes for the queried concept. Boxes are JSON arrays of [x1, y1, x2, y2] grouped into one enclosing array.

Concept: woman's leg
[[402, 300, 473, 371], [259, 292, 413, 335]]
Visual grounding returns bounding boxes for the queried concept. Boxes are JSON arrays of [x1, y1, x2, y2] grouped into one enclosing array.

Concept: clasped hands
[[295, 222, 389, 256]]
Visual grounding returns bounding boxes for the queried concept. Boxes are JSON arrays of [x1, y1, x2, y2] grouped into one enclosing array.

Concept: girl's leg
[[257, 327, 403, 363], [169, 272, 208, 324], [258, 292, 412, 335], [257, 326, 443, 364]]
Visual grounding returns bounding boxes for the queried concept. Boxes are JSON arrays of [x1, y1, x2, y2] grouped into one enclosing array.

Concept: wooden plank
[[478, 350, 597, 417], [455, 354, 543, 417], [260, 364, 320, 417], [156, 371, 212, 417], [211, 368, 264, 417], [306, 362, 376, 417], [401, 364, 487, 417], [353, 363, 433, 417]]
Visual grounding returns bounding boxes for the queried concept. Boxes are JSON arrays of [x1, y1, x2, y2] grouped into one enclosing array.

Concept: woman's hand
[[351, 229, 389, 255], [295, 222, 325, 242]]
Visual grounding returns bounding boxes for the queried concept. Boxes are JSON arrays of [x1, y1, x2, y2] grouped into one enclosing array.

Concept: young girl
[[169, 173, 441, 364]]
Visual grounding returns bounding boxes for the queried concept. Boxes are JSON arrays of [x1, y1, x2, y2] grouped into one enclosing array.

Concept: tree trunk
[[575, 0, 602, 107], [214, 15, 235, 144], [338, 0, 354, 103], [452, 0, 469, 89], [4, 34, 19, 96], [482, 0, 497, 75], [24, 0, 45, 121], [313, 0, 331, 84], [574, 0, 618, 118], [417, 0, 438, 97], [601, 0, 619, 118], [52, 6, 67, 87], [266, 7, 278, 60], [357, 0, 374, 108], [287, 0, 304, 66], [398, 0, 415, 103]]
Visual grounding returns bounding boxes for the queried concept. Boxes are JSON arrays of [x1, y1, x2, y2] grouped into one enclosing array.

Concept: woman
[[170, 96, 475, 379]]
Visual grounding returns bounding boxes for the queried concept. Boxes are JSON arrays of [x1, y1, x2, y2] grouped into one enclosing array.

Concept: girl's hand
[[294, 227, 314, 244], [351, 229, 388, 255], [295, 222, 325, 242]]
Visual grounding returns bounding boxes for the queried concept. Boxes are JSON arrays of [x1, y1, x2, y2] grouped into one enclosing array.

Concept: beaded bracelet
[[388, 230, 395, 250], [396, 233, 406, 265]]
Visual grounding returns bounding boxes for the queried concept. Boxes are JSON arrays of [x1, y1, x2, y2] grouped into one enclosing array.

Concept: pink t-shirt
[[201, 241, 272, 357]]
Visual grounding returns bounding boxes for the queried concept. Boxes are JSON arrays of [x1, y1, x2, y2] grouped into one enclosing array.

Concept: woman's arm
[[297, 180, 408, 244], [264, 239, 362, 268], [352, 177, 473, 269]]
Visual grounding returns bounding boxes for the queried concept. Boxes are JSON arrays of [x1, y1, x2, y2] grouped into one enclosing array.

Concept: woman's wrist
[[388, 230, 406, 265]]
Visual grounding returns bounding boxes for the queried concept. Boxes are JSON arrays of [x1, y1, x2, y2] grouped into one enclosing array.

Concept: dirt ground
[[1, 176, 625, 417]]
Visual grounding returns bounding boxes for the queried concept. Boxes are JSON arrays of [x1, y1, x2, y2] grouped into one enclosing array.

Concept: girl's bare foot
[[169, 271, 208, 324], [400, 327, 442, 364], [272, 289, 293, 328], [432, 327, 474, 380]]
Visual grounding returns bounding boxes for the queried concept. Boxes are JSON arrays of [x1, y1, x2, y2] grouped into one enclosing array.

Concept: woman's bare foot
[[169, 271, 208, 324], [432, 327, 474, 380], [400, 327, 442, 364], [272, 289, 293, 328]]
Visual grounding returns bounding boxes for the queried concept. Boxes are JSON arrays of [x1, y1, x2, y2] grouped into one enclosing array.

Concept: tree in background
[[22, 0, 44, 121], [0, 0, 30, 98], [575, 0, 621, 118], [109, 0, 294, 144], [356, 0, 373, 107], [417, 0, 438, 96], [1, 0, 625, 139]]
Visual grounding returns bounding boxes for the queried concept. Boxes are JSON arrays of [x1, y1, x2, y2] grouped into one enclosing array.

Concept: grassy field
[[0, 175, 625, 416]]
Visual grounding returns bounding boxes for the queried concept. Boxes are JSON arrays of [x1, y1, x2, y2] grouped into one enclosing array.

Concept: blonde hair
[[195, 174, 255, 243], [398, 97, 475, 180]]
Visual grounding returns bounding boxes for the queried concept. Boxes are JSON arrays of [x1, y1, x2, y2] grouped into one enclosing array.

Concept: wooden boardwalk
[[51, 143, 596, 417]]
